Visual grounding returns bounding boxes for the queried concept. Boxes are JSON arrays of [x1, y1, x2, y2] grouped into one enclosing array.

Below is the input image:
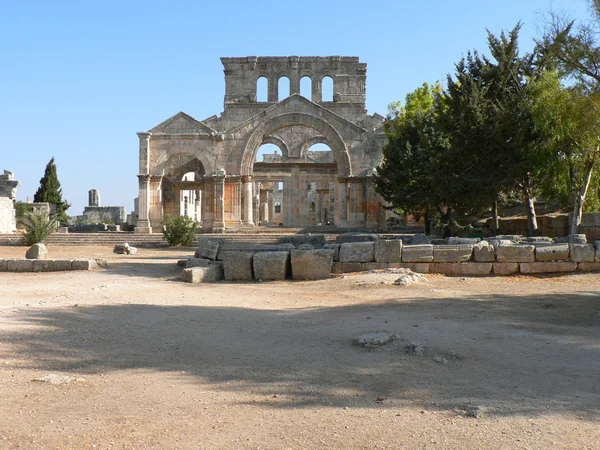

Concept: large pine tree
[[34, 157, 70, 223]]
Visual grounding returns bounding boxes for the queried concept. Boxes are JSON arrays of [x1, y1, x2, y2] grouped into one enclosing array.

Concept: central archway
[[241, 112, 352, 177]]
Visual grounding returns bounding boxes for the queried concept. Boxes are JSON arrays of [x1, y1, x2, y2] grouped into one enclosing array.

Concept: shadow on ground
[[2, 291, 600, 418]]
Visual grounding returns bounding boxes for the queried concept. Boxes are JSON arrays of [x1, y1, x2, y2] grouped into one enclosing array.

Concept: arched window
[[278, 76, 290, 101], [257, 77, 268, 102], [322, 76, 334, 102], [275, 202, 281, 214], [256, 143, 282, 162], [300, 76, 312, 99]]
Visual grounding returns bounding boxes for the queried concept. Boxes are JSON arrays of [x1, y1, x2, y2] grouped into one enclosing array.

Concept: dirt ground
[[0, 245, 599, 449]]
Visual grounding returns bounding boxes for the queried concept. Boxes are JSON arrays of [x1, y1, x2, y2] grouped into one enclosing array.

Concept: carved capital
[[241, 175, 253, 183]]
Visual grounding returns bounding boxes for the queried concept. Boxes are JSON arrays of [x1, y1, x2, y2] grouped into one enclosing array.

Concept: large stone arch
[[241, 112, 351, 176], [154, 151, 213, 179]]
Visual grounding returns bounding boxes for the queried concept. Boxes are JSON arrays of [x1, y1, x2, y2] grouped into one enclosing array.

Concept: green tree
[[528, 71, 600, 234], [33, 157, 70, 224], [162, 215, 199, 247]]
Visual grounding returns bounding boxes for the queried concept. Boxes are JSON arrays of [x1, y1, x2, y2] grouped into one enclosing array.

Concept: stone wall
[[497, 213, 600, 240], [82, 206, 126, 224], [0, 170, 19, 233]]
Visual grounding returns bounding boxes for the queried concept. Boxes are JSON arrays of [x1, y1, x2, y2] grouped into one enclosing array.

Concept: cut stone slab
[[186, 258, 213, 268], [354, 332, 398, 349], [25, 243, 48, 260], [430, 263, 453, 275], [374, 239, 402, 263], [410, 233, 430, 245], [280, 234, 326, 248], [33, 259, 72, 272], [452, 263, 492, 276], [335, 232, 378, 244], [401, 245, 433, 263], [595, 241, 600, 262], [221, 251, 254, 281], [341, 262, 362, 273], [433, 245, 473, 263], [278, 243, 295, 251], [0, 259, 7, 272], [7, 259, 34, 272], [362, 262, 387, 271], [330, 262, 342, 274], [290, 249, 335, 280], [339, 242, 375, 263], [569, 244, 594, 262], [473, 241, 495, 262], [555, 234, 587, 244], [578, 262, 600, 271], [253, 251, 290, 281], [495, 244, 535, 263], [447, 237, 480, 245], [324, 244, 341, 261], [201, 239, 220, 261], [535, 244, 570, 261], [181, 265, 224, 283], [493, 263, 519, 276], [297, 244, 314, 250], [520, 262, 577, 274], [113, 243, 136, 255], [71, 259, 98, 271]]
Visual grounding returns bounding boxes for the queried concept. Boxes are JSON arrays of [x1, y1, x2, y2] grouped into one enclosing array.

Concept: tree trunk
[[524, 188, 538, 236], [492, 200, 499, 236], [569, 161, 595, 235], [424, 209, 431, 235]]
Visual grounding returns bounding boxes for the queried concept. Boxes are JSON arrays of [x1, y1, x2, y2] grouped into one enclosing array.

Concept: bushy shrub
[[162, 215, 199, 247], [21, 211, 58, 246]]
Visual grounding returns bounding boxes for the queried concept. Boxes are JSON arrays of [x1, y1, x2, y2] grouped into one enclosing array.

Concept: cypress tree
[[34, 157, 71, 223]]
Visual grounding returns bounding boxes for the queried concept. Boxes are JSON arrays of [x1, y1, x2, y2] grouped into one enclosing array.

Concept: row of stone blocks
[[329, 240, 600, 264], [0, 259, 101, 272], [333, 261, 600, 275], [181, 249, 336, 283]]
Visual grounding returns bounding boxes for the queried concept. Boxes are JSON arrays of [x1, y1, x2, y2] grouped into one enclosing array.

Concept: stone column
[[334, 177, 348, 228], [135, 174, 152, 233], [290, 74, 300, 95], [268, 76, 278, 102], [242, 175, 254, 226], [312, 78, 322, 103], [213, 169, 226, 233], [88, 189, 100, 207]]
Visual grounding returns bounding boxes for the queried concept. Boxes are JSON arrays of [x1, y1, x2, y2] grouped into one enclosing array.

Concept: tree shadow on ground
[[2, 291, 600, 419]]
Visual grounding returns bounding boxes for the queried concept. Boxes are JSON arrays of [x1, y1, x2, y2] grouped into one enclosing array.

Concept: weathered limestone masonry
[[136, 56, 387, 233], [0, 170, 20, 233], [80, 189, 126, 225], [181, 233, 600, 283]]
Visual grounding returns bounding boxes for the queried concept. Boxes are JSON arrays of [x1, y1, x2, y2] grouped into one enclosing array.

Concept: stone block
[[473, 242, 495, 262], [495, 244, 535, 263], [595, 241, 600, 262], [335, 232, 378, 244], [555, 234, 587, 244], [201, 239, 220, 261], [331, 262, 342, 274], [569, 244, 594, 262], [431, 263, 453, 275], [577, 262, 600, 272], [341, 262, 362, 273], [71, 259, 98, 271], [390, 262, 430, 273], [324, 244, 341, 261], [447, 237, 480, 245], [26, 243, 48, 260], [493, 263, 519, 275], [181, 265, 224, 283], [278, 243, 295, 251], [535, 244, 570, 261], [410, 233, 430, 245], [186, 258, 213, 268], [520, 262, 577, 274], [7, 259, 33, 272], [433, 245, 473, 262], [339, 242, 375, 263], [280, 234, 326, 248], [221, 251, 254, 281], [452, 263, 493, 276], [401, 245, 433, 263], [253, 252, 290, 281], [362, 262, 387, 271], [291, 249, 335, 280], [0, 259, 6, 272], [374, 239, 402, 263]]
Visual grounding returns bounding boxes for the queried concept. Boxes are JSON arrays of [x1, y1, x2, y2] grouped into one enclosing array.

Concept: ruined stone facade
[[0, 170, 20, 233], [136, 56, 387, 233]]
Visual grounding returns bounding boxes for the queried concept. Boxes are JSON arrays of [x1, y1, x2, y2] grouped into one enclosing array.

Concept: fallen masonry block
[[339, 242, 375, 263], [569, 244, 594, 262], [577, 262, 600, 272], [200, 239, 220, 261], [433, 245, 473, 263], [493, 263, 519, 275], [33, 259, 72, 272], [401, 245, 433, 263], [495, 244, 535, 263], [0, 260, 7, 272], [71, 259, 99, 271], [473, 242, 495, 262], [430, 263, 453, 275], [331, 262, 343, 274], [324, 244, 341, 262], [221, 251, 254, 281], [253, 251, 290, 281], [341, 262, 362, 273], [452, 263, 493, 276], [291, 249, 335, 280], [185, 258, 215, 268], [520, 262, 577, 274], [7, 259, 33, 272], [181, 265, 224, 283], [374, 239, 402, 263], [26, 243, 48, 260], [535, 244, 570, 261]]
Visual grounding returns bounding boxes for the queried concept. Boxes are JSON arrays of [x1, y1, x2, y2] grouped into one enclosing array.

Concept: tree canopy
[[34, 157, 70, 224]]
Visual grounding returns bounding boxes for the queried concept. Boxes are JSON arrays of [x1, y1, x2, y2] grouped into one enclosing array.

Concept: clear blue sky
[[0, 0, 590, 216]]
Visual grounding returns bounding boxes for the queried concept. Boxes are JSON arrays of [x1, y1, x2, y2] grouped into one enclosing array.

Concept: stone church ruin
[[135, 56, 387, 233]]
